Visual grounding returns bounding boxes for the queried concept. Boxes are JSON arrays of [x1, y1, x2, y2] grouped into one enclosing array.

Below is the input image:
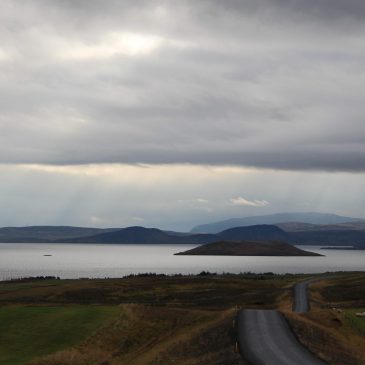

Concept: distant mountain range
[[59, 226, 216, 245], [0, 226, 118, 242], [276, 221, 365, 232], [190, 212, 364, 234], [290, 230, 365, 246], [1, 212, 365, 247], [0, 224, 288, 245], [58, 225, 287, 245]]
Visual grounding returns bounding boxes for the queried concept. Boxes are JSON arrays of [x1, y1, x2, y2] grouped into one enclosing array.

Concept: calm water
[[0, 243, 364, 280]]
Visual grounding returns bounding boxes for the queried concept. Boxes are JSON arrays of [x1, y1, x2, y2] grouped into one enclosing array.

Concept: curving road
[[294, 277, 328, 313], [294, 279, 312, 312], [237, 278, 327, 365]]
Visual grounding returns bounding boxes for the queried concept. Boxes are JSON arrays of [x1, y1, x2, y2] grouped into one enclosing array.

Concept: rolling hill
[[59, 226, 217, 244], [59, 225, 287, 244], [175, 240, 322, 256], [290, 229, 365, 245], [0, 225, 288, 245], [218, 225, 289, 242], [0, 226, 118, 243], [2, 219, 365, 246], [190, 212, 363, 234]]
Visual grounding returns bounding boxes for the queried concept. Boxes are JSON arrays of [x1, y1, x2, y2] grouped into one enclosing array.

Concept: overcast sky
[[1, 0, 365, 230]]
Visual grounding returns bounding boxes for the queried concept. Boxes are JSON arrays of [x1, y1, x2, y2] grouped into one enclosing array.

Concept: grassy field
[[0, 273, 296, 365], [0, 306, 119, 365], [0, 272, 364, 365], [319, 273, 365, 305], [344, 308, 365, 336], [28, 305, 241, 365], [0, 273, 299, 308], [286, 273, 365, 365]]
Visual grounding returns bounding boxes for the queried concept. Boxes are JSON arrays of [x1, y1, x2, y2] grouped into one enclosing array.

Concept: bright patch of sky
[[1, 1, 365, 228], [1, 164, 364, 230]]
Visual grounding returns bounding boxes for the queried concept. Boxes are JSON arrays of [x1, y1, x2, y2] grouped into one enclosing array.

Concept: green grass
[[344, 308, 365, 336], [0, 273, 361, 365], [0, 305, 119, 365]]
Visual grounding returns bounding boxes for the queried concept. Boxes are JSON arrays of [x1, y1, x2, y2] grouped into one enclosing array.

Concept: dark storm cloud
[[1, 0, 365, 171]]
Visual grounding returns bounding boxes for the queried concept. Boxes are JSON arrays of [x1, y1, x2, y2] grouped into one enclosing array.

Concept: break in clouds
[[1, 1, 365, 229], [1, 0, 365, 171], [1, 164, 365, 230]]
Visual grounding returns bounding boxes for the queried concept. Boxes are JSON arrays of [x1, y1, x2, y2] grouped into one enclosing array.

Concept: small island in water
[[175, 240, 322, 256]]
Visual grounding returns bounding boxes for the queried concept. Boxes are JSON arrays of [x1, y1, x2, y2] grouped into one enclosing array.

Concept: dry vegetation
[[1, 272, 364, 365], [0, 273, 297, 309], [285, 273, 365, 365], [0, 273, 295, 365], [28, 305, 242, 365]]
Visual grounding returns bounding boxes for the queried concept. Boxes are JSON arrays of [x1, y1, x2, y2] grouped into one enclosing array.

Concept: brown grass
[[311, 273, 365, 309], [28, 305, 242, 365], [0, 274, 296, 365], [0, 275, 295, 310], [4, 273, 364, 365], [286, 310, 365, 365], [284, 273, 365, 365]]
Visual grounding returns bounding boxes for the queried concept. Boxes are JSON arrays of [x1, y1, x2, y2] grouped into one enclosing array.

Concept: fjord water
[[0, 243, 364, 280]]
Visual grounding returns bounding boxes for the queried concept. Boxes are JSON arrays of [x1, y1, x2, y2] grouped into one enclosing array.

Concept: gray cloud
[[1, 0, 365, 171]]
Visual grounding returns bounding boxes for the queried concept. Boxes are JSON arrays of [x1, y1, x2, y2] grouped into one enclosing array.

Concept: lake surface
[[0, 243, 364, 280]]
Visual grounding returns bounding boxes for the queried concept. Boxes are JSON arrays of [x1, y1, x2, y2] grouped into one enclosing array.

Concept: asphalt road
[[237, 309, 327, 365], [294, 279, 312, 312], [237, 278, 327, 364]]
